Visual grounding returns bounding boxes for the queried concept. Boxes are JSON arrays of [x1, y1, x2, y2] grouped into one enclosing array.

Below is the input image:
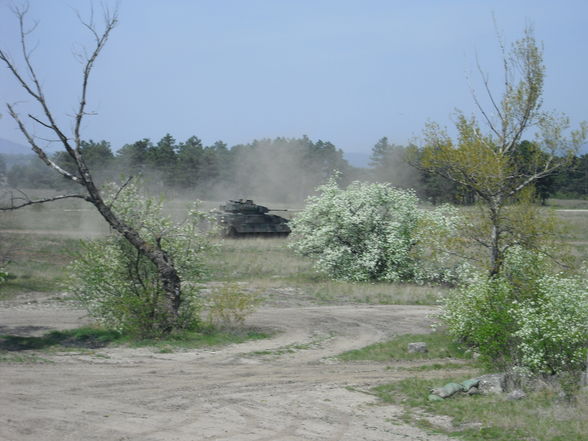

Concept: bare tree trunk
[[0, 5, 183, 327], [488, 200, 503, 277]]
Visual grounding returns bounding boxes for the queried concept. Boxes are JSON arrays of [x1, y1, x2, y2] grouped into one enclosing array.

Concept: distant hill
[[0, 137, 30, 155]]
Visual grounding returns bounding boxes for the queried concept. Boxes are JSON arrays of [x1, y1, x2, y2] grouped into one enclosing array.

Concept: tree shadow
[[0, 324, 53, 337], [0, 327, 121, 351]]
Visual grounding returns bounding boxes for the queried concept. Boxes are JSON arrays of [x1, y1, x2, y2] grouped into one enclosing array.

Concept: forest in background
[[1, 134, 586, 204]]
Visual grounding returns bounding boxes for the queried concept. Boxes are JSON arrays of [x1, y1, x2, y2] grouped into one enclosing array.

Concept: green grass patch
[[0, 325, 271, 358], [338, 332, 470, 362], [373, 376, 588, 441]]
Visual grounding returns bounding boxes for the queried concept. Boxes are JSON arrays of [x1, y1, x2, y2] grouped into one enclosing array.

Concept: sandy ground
[[0, 292, 457, 441]]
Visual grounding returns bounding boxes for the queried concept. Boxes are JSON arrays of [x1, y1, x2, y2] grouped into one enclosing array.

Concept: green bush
[[442, 247, 588, 380], [67, 183, 212, 337], [289, 175, 459, 283], [0, 268, 7, 285]]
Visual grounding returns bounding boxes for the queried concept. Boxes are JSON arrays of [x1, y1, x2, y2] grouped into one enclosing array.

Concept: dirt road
[[0, 294, 455, 441]]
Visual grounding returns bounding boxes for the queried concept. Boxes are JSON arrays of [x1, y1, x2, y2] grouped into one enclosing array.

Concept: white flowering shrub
[[288, 176, 459, 283], [513, 275, 588, 375], [68, 183, 212, 337], [0, 267, 7, 285], [442, 246, 588, 378]]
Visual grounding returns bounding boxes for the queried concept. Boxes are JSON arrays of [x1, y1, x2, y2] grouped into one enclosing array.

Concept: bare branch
[[27, 113, 52, 129], [7, 103, 80, 183], [74, 8, 118, 152], [108, 175, 134, 207], [0, 192, 89, 211], [2, 4, 76, 157], [473, 53, 505, 131], [1, 2, 186, 326]]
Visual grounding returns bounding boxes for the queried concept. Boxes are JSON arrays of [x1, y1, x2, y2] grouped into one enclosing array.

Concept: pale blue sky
[[1, 0, 586, 156]]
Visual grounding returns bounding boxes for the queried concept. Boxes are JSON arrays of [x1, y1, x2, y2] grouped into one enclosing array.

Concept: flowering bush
[[442, 247, 588, 378], [0, 267, 7, 285], [513, 274, 588, 375], [288, 176, 459, 283], [67, 183, 212, 337]]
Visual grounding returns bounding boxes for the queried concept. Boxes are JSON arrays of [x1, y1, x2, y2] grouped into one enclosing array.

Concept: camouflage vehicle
[[215, 199, 291, 237]]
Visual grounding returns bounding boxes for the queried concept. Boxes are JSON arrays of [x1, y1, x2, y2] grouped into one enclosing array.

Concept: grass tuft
[[338, 332, 470, 362]]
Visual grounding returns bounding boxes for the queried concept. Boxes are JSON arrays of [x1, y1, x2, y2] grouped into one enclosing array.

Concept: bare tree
[[0, 4, 185, 329]]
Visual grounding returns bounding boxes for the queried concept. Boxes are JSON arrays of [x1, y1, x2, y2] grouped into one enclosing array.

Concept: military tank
[[215, 199, 291, 237]]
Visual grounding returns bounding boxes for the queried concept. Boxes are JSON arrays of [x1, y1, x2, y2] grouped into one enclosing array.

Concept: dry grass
[[1, 198, 586, 306], [204, 237, 447, 305]]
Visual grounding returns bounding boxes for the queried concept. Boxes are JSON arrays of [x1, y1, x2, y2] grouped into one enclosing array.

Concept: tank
[[215, 199, 291, 237]]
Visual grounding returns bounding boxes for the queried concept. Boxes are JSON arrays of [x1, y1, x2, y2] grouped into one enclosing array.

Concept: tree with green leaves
[[117, 138, 152, 175], [147, 134, 178, 187], [412, 26, 587, 275]]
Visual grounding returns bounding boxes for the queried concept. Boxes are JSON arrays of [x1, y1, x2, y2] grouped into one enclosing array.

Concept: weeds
[[206, 283, 261, 328], [373, 376, 588, 441]]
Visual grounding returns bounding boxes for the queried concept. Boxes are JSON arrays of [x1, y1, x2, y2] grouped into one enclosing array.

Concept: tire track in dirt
[[0, 301, 455, 441]]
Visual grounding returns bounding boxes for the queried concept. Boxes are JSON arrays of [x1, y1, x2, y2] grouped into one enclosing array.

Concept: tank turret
[[216, 199, 291, 237]]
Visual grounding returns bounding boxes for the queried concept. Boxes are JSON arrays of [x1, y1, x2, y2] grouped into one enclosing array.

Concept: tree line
[[1, 134, 586, 203], [1, 135, 350, 203]]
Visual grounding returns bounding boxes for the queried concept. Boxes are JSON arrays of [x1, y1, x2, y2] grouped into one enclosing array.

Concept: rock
[[507, 389, 526, 400], [467, 386, 480, 395], [407, 342, 428, 353], [477, 373, 505, 394]]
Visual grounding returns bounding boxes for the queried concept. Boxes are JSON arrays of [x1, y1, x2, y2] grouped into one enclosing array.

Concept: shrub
[[67, 183, 212, 337], [442, 247, 588, 380], [0, 267, 7, 285], [288, 175, 459, 283], [206, 283, 261, 328]]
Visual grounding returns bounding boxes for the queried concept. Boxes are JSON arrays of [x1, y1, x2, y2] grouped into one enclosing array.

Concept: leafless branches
[[0, 3, 118, 184], [0, 3, 185, 324], [0, 189, 89, 211]]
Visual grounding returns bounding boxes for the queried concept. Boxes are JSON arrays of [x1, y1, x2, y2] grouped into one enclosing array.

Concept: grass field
[[1, 197, 586, 302], [0, 197, 450, 305]]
